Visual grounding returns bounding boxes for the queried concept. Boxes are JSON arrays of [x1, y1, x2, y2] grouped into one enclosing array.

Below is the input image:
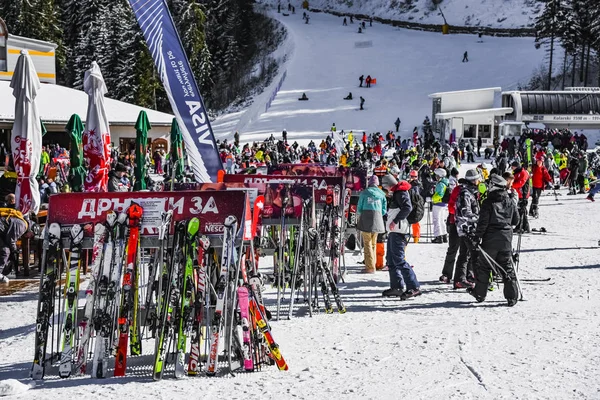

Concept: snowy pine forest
[[3, 0, 599, 113], [0, 0, 284, 113]]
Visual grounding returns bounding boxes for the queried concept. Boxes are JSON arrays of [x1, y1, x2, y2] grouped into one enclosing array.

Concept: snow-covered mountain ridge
[[260, 0, 541, 29]]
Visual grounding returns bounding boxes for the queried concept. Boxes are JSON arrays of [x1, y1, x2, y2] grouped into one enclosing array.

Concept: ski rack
[[61, 235, 242, 250]]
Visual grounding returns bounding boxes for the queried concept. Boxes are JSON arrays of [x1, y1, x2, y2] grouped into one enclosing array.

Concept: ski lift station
[[430, 87, 600, 145], [0, 18, 174, 153]]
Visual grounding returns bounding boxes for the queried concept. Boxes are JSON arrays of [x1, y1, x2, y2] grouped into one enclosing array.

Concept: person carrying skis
[[357, 175, 387, 274], [360, 96, 365, 110], [0, 209, 29, 283], [359, 75, 364, 87], [530, 155, 552, 218], [381, 175, 421, 299], [467, 174, 520, 306], [394, 117, 401, 132]]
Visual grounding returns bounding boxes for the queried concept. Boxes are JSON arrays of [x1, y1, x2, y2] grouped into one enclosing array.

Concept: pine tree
[[535, 0, 564, 89], [198, 44, 214, 94]]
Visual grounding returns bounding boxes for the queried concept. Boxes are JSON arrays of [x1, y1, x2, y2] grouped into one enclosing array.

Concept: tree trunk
[[579, 43, 585, 83], [584, 44, 591, 87], [562, 48, 567, 90], [548, 33, 554, 89], [571, 53, 577, 87]]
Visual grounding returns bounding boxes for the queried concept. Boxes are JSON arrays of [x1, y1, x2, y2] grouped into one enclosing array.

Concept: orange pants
[[412, 223, 420, 243], [376, 242, 385, 269]]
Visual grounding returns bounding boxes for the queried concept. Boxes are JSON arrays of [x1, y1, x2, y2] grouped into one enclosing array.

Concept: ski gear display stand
[[29, 190, 292, 381], [220, 173, 347, 321]]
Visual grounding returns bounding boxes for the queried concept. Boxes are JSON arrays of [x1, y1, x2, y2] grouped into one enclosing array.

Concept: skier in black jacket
[[468, 174, 520, 306]]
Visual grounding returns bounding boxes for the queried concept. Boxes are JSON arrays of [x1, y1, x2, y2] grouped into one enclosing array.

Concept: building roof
[[434, 107, 513, 119], [429, 87, 502, 98], [0, 81, 174, 127]]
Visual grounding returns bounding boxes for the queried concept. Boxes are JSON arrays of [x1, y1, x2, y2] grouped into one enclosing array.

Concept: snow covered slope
[[259, 0, 541, 29], [212, 9, 544, 145]]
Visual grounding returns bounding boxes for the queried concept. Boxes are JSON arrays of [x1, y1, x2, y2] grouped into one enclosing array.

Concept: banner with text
[[128, 0, 221, 182], [47, 191, 247, 236], [269, 164, 367, 192], [222, 174, 344, 205]]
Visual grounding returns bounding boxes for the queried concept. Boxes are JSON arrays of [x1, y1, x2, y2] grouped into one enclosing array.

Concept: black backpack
[[407, 187, 425, 224], [441, 184, 451, 204]]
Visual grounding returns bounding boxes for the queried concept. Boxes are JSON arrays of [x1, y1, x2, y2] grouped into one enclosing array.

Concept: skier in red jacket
[[530, 157, 553, 218], [511, 161, 530, 233]]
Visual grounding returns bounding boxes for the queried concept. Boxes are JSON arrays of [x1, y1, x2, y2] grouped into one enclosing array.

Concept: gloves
[[469, 235, 481, 248], [512, 252, 519, 264]]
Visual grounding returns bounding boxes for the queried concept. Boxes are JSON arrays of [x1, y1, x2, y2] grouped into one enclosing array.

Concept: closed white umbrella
[[82, 61, 111, 192], [10, 50, 42, 215]]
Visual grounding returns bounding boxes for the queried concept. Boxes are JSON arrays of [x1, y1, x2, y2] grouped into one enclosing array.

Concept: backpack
[[407, 187, 425, 224], [441, 184, 451, 204]]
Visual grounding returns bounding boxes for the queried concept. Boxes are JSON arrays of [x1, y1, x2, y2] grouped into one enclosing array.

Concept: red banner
[[47, 191, 248, 236], [221, 174, 344, 204], [269, 164, 367, 192]]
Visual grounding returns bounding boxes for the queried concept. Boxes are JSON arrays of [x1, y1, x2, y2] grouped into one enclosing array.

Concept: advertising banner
[[47, 191, 247, 236], [128, 0, 221, 182], [269, 164, 367, 192]]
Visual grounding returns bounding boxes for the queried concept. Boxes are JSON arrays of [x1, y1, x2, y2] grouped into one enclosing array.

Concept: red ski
[[114, 203, 143, 377]]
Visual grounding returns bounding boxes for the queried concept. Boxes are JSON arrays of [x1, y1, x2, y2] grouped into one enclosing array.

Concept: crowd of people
[[219, 125, 599, 307], [352, 127, 598, 306]]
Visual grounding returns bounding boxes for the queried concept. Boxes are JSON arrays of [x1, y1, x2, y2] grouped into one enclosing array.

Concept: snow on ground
[[1, 164, 600, 399], [212, 9, 544, 145], [258, 0, 541, 29]]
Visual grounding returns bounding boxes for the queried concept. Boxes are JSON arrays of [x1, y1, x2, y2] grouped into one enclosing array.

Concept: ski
[[249, 292, 288, 371], [92, 211, 118, 378], [114, 203, 143, 377], [58, 224, 84, 378], [153, 219, 184, 381], [238, 286, 253, 371], [74, 222, 106, 376], [188, 235, 210, 376], [31, 222, 62, 380], [174, 217, 200, 379], [521, 278, 552, 282], [206, 215, 237, 377]]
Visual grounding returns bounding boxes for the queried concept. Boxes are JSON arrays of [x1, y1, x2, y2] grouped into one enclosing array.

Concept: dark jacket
[[475, 187, 519, 248], [386, 180, 412, 234], [107, 171, 126, 192], [0, 216, 27, 250]]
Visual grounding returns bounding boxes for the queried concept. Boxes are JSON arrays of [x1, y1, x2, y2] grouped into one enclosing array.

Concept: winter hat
[[511, 161, 520, 168], [464, 169, 481, 182], [489, 174, 507, 188], [434, 168, 447, 178], [368, 175, 379, 187], [409, 170, 418, 178], [451, 167, 459, 177], [381, 174, 398, 190]]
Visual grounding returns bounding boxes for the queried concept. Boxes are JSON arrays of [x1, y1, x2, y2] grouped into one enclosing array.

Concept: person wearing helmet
[[431, 168, 449, 244]]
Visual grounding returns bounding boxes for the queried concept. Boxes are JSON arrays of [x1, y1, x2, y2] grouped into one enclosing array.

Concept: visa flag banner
[[128, 0, 221, 182]]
